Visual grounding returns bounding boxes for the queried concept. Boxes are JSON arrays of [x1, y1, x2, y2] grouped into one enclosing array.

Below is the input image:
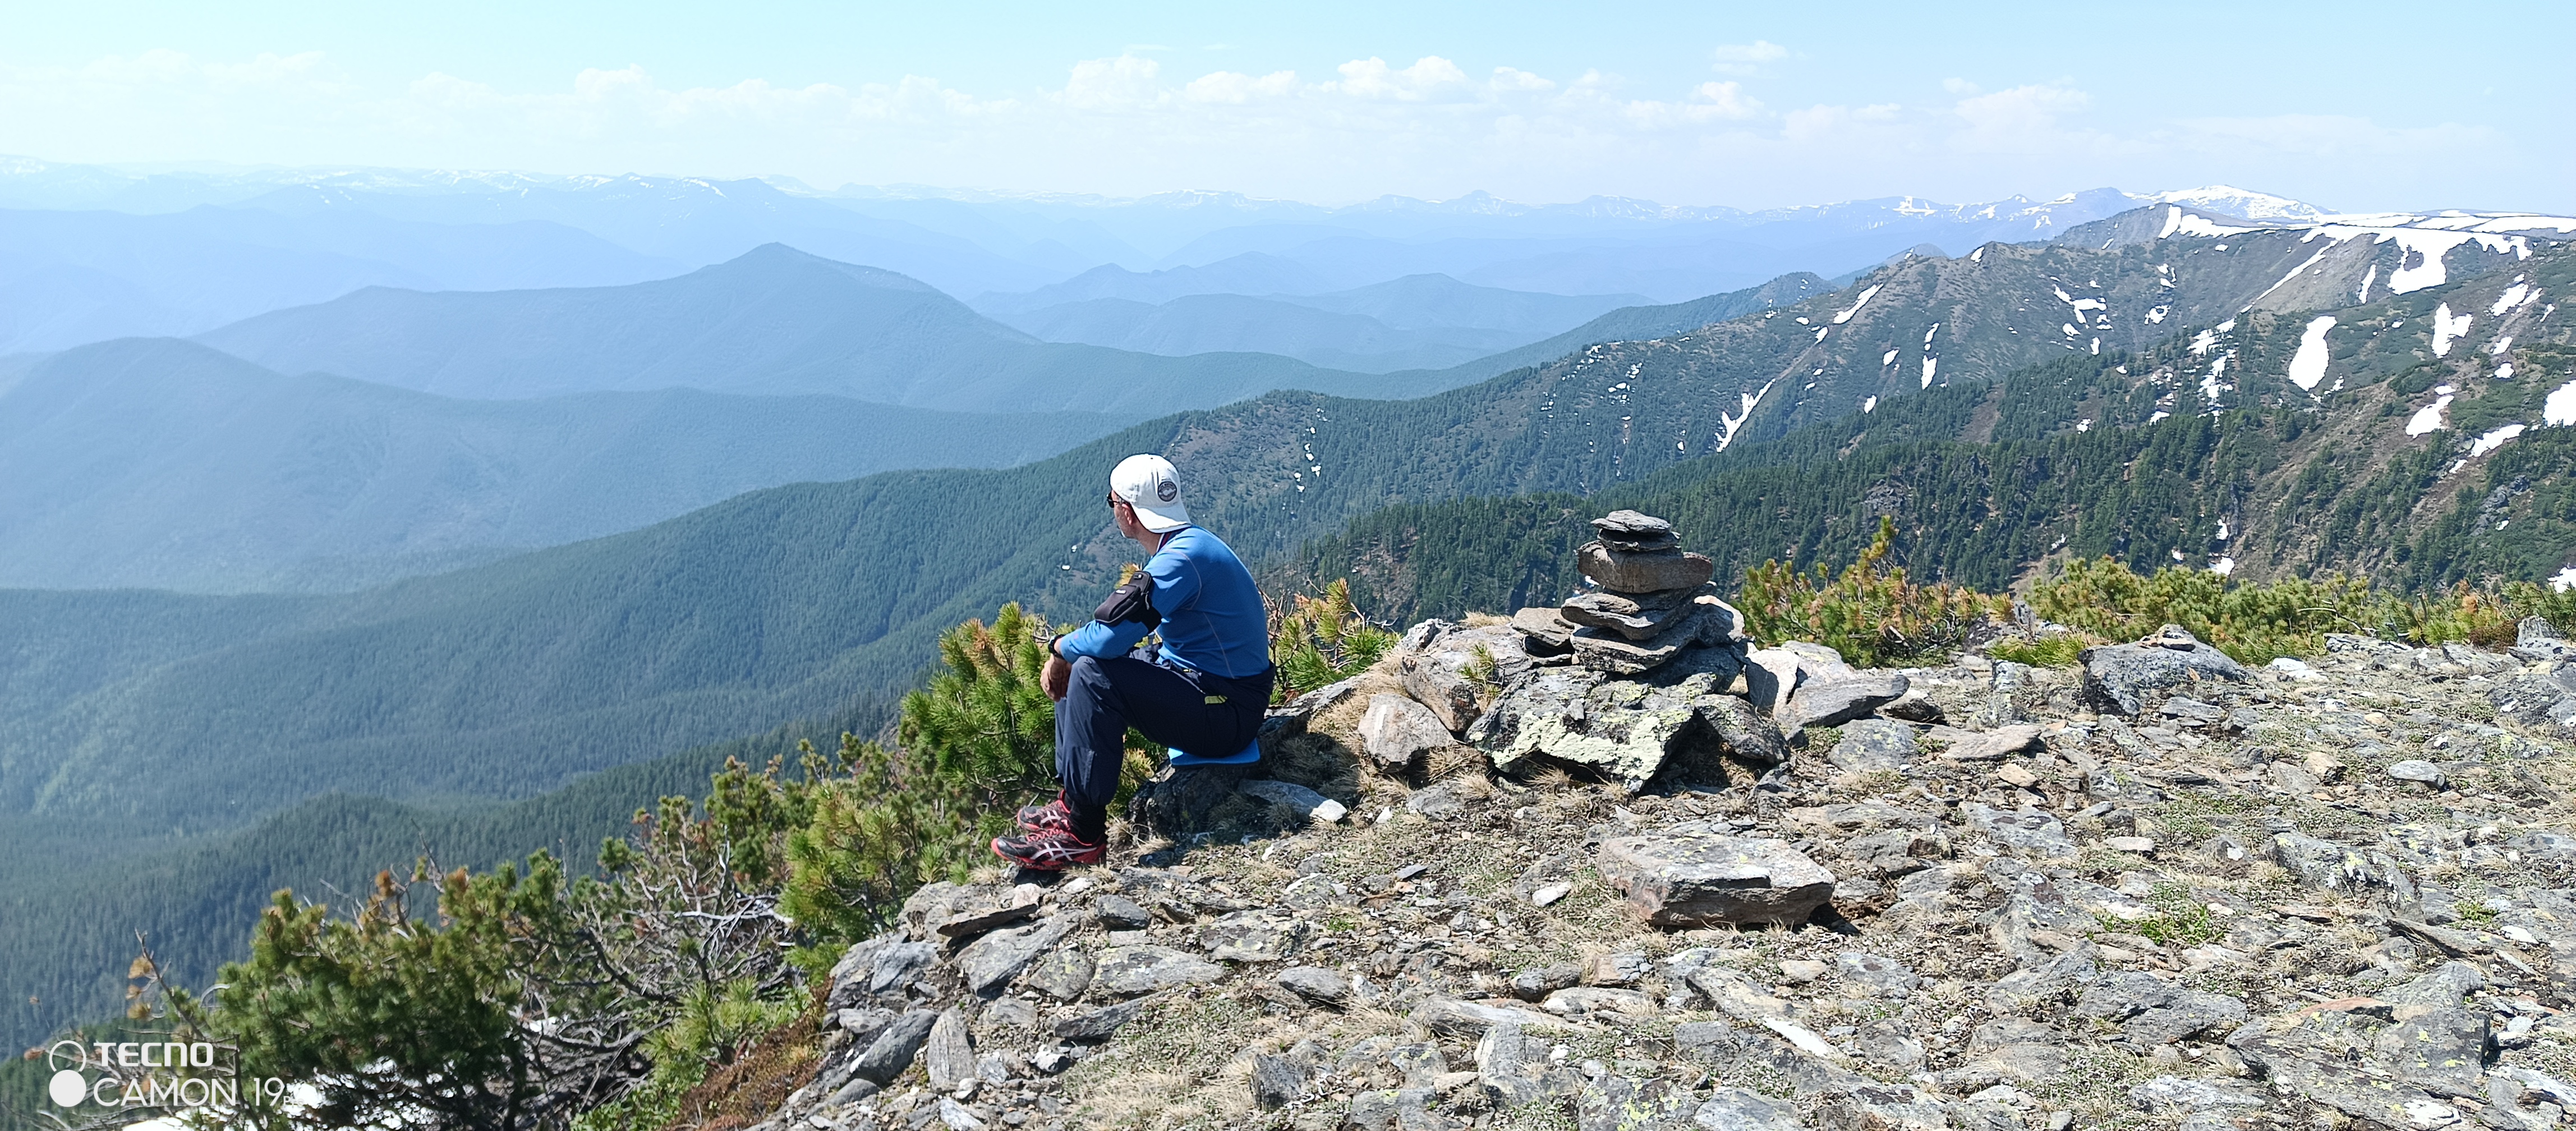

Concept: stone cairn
[[1511, 509, 1745, 677]]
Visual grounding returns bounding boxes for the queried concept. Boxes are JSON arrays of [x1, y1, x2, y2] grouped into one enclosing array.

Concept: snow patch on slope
[[2287, 316, 2336, 392]]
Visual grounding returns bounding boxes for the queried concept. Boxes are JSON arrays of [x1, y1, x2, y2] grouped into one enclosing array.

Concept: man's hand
[[1042, 654, 1071, 702]]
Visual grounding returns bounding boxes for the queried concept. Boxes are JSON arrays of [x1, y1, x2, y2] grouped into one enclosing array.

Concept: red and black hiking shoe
[[1015, 793, 1075, 835], [991, 828, 1105, 871]]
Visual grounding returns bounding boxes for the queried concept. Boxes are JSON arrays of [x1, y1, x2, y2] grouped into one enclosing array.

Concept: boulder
[[1359, 693, 1456, 770], [1698, 693, 1790, 766], [1694, 1087, 1801, 1130], [1473, 670, 1775, 792], [1741, 647, 1804, 715], [1093, 894, 1151, 930], [1960, 803, 2079, 861], [2386, 760, 2448, 789], [1576, 1076, 1696, 1129], [1595, 825, 1836, 928], [1024, 948, 1094, 1001], [1787, 670, 1910, 729], [1577, 541, 1715, 594], [1124, 757, 1258, 841], [2513, 615, 2576, 662], [1398, 623, 1531, 732], [2080, 626, 2251, 715]]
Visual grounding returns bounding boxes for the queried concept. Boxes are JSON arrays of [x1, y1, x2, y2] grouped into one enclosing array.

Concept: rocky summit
[[730, 527, 2576, 1131]]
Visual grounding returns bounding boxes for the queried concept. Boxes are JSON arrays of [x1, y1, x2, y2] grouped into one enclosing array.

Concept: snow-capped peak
[[2150, 186, 2324, 222]]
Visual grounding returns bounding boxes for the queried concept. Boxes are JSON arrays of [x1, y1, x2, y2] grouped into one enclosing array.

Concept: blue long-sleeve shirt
[[1057, 525, 1272, 679]]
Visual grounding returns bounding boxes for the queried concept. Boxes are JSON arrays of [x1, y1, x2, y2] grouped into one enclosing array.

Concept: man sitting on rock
[[993, 453, 1276, 870]]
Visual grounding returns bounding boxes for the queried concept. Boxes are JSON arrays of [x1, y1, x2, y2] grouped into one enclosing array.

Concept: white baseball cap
[[1109, 453, 1191, 532]]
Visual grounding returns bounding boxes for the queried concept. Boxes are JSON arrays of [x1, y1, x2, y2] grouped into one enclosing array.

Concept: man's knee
[[1066, 655, 1110, 697]]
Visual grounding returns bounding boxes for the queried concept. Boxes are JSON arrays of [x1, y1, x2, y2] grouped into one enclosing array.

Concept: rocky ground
[[731, 606, 2576, 1131]]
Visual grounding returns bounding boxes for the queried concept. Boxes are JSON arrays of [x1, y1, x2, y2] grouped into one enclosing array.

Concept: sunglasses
[[1105, 493, 1125, 508]]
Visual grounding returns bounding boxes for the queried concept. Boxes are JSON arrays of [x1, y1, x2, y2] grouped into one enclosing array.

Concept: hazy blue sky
[[4, 0, 2566, 212]]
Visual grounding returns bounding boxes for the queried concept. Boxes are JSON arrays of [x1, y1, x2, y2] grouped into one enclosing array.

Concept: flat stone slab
[[1595, 826, 1836, 928], [1567, 598, 1743, 677], [1200, 910, 1309, 963], [1790, 671, 1910, 729], [1239, 778, 1348, 824], [850, 1009, 939, 1084], [1511, 606, 1577, 655], [1960, 802, 2079, 861], [955, 916, 1075, 995], [1579, 541, 1714, 593], [1939, 724, 2045, 762], [1275, 966, 1351, 1005], [1092, 945, 1226, 997], [1052, 996, 1150, 1042]]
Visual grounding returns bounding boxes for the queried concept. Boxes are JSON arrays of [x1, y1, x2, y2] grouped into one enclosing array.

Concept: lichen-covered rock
[[1472, 670, 1775, 792], [1829, 718, 1917, 773], [1092, 945, 1225, 996], [1595, 825, 1835, 927], [1199, 910, 1308, 963]]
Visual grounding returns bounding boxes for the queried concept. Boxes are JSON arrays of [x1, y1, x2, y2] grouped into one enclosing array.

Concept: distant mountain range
[[0, 338, 1135, 591], [194, 244, 1442, 413], [0, 154, 2418, 353], [0, 205, 678, 353], [981, 272, 1649, 372]]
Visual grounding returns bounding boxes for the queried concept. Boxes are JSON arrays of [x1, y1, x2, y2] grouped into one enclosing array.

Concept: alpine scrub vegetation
[[1736, 519, 2569, 668], [1268, 578, 1396, 698], [1735, 516, 2011, 666]]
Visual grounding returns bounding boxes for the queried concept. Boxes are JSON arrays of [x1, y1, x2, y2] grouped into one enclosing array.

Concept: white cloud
[[1710, 41, 1789, 73], [0, 49, 2548, 212]]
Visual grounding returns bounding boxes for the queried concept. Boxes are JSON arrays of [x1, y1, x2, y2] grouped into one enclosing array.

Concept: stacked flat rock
[[1515, 511, 1745, 676]]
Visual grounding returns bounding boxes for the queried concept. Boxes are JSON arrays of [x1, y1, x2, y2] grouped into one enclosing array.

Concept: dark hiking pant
[[1056, 651, 1272, 843]]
